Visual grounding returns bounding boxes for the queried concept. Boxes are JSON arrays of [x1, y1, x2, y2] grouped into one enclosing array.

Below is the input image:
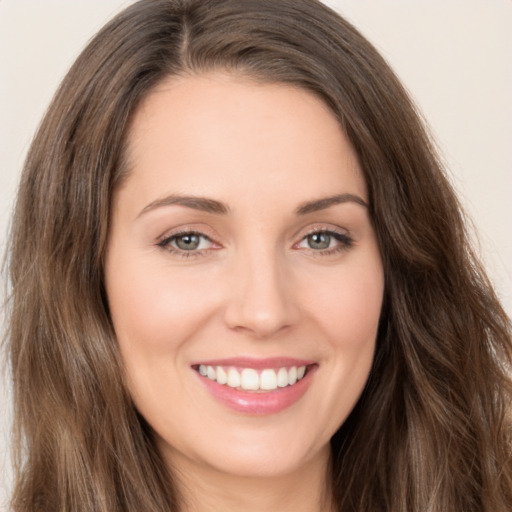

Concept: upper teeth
[[198, 365, 307, 391]]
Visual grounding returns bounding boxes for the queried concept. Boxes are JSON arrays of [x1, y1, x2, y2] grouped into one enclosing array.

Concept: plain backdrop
[[1, 0, 511, 506]]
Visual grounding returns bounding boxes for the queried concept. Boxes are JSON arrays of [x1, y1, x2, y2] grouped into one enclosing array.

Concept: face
[[104, 73, 384, 482]]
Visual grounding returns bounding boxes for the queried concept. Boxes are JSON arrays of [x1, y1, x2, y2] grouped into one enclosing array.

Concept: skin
[[104, 73, 384, 512]]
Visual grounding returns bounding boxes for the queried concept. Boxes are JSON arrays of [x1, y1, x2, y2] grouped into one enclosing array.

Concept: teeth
[[216, 366, 227, 385], [277, 367, 289, 388], [260, 369, 277, 390], [199, 365, 308, 391], [207, 366, 216, 380], [240, 369, 259, 390], [227, 368, 241, 388], [288, 366, 297, 385]]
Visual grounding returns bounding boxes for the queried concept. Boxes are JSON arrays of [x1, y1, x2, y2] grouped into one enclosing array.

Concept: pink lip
[[192, 358, 317, 415]]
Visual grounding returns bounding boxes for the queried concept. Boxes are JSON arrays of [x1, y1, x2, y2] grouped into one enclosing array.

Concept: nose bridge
[[224, 242, 298, 337]]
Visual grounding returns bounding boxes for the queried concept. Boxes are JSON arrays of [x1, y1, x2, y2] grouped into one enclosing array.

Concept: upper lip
[[190, 357, 315, 369]]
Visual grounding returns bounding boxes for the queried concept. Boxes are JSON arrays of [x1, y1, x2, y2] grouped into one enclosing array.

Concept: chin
[[157, 420, 331, 481]]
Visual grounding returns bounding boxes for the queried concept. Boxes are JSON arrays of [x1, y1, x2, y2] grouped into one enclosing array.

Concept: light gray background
[[1, 1, 511, 506]]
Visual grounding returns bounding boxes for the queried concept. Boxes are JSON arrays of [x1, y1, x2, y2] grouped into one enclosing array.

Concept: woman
[[5, 0, 512, 510]]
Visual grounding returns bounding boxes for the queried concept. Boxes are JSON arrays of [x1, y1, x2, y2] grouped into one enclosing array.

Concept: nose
[[223, 248, 299, 338]]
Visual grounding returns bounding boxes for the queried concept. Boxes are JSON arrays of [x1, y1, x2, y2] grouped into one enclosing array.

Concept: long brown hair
[[6, 0, 512, 510]]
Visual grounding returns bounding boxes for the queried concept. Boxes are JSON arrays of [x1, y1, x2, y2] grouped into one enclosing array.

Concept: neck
[[167, 446, 335, 512]]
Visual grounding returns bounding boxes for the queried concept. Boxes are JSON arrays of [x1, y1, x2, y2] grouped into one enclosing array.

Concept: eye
[[295, 229, 353, 253], [158, 231, 215, 253], [304, 232, 333, 250]]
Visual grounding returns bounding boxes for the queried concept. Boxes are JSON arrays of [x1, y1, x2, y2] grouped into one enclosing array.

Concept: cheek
[[105, 253, 221, 357], [305, 260, 384, 347], [104, 255, 222, 417]]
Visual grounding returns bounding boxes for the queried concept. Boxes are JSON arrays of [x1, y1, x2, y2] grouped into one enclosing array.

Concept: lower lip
[[196, 367, 316, 415]]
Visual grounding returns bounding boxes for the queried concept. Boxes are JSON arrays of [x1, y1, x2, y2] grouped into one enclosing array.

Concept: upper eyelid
[[295, 228, 353, 245], [292, 223, 351, 241], [301, 226, 348, 235], [157, 225, 218, 243], [160, 222, 350, 236], [156, 222, 353, 246], [158, 231, 216, 249], [157, 232, 218, 258], [158, 225, 349, 239], [157, 226, 353, 253]]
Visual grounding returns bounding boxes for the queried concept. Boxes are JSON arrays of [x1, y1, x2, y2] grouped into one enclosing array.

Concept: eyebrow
[[137, 194, 230, 217], [137, 192, 368, 218], [295, 193, 368, 215]]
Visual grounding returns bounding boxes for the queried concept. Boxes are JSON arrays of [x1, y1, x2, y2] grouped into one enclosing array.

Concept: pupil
[[176, 234, 200, 250], [308, 232, 330, 250]]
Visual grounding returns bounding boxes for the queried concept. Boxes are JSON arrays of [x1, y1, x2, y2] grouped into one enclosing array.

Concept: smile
[[196, 364, 308, 391], [192, 358, 317, 415]]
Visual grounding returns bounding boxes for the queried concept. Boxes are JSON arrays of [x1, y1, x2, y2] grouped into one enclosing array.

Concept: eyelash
[[157, 230, 215, 259], [296, 228, 354, 257], [157, 228, 354, 259]]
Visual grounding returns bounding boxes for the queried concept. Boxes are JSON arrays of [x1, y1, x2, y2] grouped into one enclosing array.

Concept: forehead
[[121, 73, 366, 210]]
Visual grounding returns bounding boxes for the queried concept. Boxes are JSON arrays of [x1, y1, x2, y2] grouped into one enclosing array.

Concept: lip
[[192, 357, 317, 415]]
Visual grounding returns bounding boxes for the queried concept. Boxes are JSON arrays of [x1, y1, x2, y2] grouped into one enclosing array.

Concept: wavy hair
[[6, 0, 512, 510]]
